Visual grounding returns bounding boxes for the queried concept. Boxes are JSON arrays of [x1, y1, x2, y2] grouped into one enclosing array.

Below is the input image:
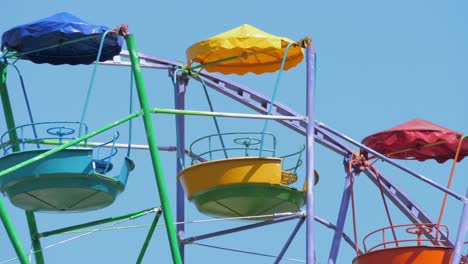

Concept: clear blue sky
[[1, 1, 467, 263]]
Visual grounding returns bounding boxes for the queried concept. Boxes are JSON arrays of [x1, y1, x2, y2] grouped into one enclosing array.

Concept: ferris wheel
[[0, 12, 466, 264]]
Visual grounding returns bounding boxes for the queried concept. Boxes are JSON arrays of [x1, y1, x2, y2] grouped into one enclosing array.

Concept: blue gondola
[[0, 13, 133, 212]]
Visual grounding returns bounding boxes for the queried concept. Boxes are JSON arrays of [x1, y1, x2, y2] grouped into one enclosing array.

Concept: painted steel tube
[[274, 218, 305, 264], [305, 46, 317, 264], [26, 211, 44, 264], [0, 198, 29, 264], [182, 213, 303, 244], [137, 210, 163, 264], [151, 107, 305, 121], [0, 63, 32, 264], [328, 159, 354, 264], [451, 190, 468, 264], [38, 208, 159, 238], [124, 33, 182, 264], [175, 74, 188, 262]]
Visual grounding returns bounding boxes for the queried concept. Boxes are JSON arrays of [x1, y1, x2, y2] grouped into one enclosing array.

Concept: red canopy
[[362, 119, 468, 163]]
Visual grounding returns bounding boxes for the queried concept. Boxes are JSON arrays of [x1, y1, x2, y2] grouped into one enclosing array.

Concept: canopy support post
[[328, 156, 354, 264], [305, 45, 317, 264], [0, 62, 33, 264], [122, 30, 182, 264]]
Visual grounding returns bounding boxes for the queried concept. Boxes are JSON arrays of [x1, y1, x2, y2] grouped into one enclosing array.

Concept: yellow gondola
[[178, 132, 317, 219]]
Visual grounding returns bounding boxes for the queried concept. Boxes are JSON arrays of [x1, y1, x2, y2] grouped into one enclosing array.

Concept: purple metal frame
[[105, 51, 466, 263]]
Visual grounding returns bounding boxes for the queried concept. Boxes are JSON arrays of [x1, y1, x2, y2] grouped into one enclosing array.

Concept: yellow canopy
[[186, 24, 306, 75]]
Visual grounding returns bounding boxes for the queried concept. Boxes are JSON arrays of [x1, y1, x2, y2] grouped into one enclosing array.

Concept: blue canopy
[[1, 12, 122, 65]]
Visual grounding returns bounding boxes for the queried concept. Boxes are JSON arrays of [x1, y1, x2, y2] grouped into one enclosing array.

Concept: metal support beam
[[174, 73, 188, 263], [104, 51, 352, 157], [137, 209, 163, 264], [305, 46, 316, 264], [274, 217, 305, 264], [328, 157, 355, 264], [38, 207, 159, 238], [314, 216, 363, 255], [25, 211, 44, 264], [0, 62, 32, 264], [123, 32, 182, 264], [100, 50, 183, 70], [151, 107, 305, 121], [181, 213, 303, 245], [0, 198, 29, 264], [451, 190, 468, 264]]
